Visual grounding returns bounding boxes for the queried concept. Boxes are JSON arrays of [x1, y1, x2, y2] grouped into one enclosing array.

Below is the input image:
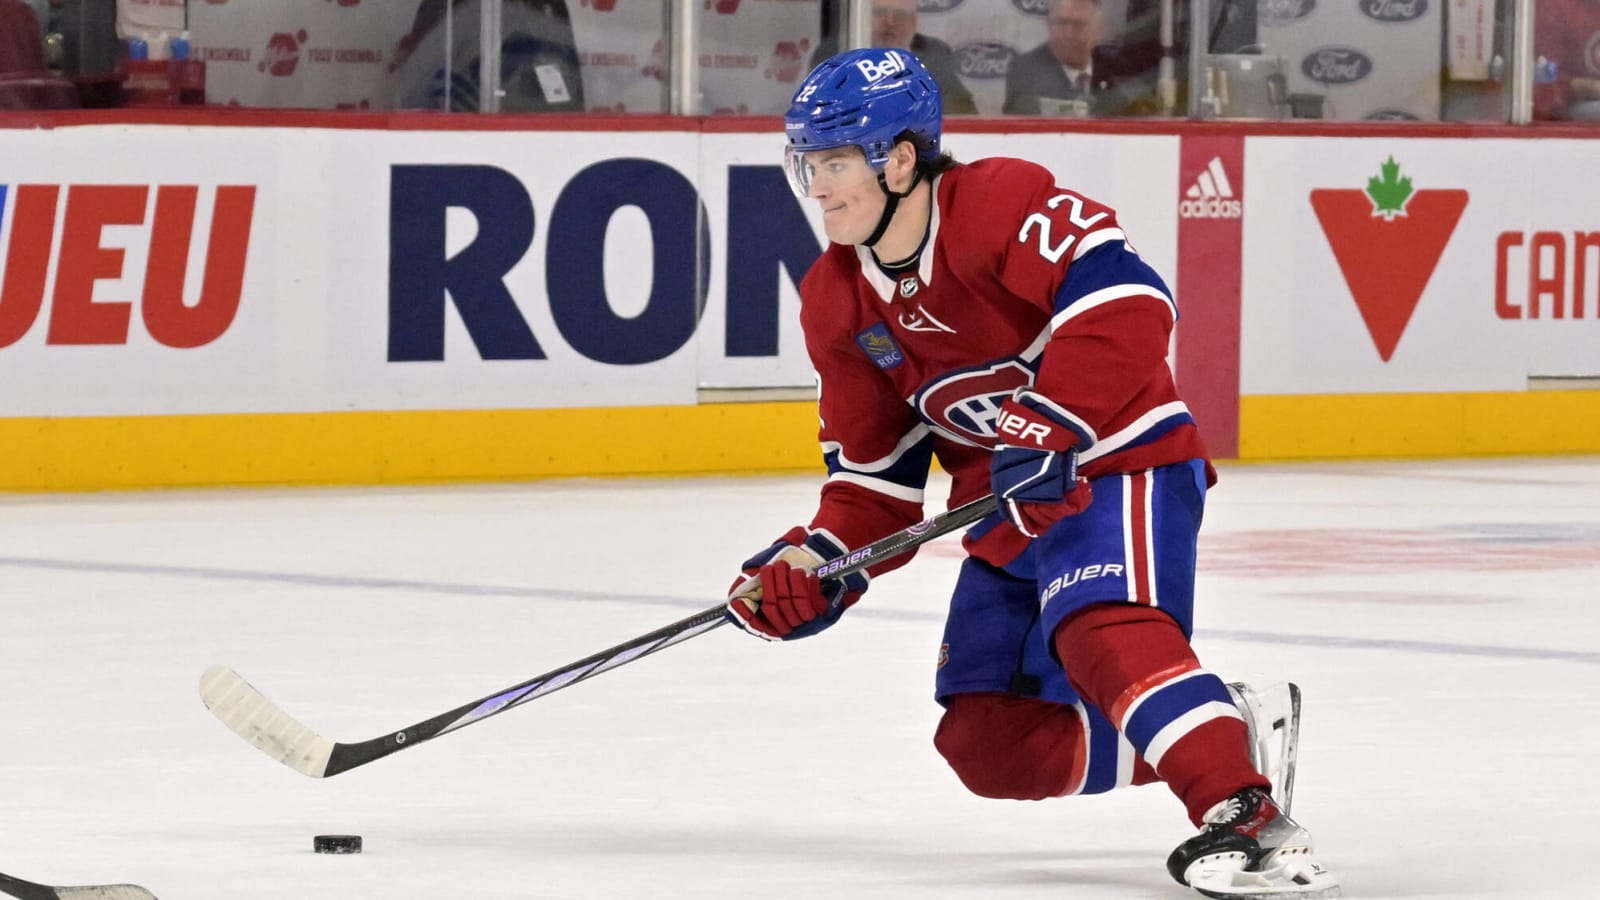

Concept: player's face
[[786, 146, 886, 245]]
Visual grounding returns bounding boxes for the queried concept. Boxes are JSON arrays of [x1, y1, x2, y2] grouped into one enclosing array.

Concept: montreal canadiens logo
[[914, 359, 1034, 445]]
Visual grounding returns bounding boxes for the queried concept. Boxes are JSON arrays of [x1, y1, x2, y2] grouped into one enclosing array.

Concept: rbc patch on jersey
[[856, 323, 905, 370]]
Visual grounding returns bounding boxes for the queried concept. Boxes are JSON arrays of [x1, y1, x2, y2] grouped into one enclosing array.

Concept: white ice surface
[[2, 458, 1598, 899]]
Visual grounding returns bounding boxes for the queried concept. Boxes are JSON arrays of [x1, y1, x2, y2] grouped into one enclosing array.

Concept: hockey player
[[724, 48, 1339, 898]]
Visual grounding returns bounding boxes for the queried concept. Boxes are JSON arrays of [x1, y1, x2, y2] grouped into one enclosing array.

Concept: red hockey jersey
[[797, 156, 1212, 573]]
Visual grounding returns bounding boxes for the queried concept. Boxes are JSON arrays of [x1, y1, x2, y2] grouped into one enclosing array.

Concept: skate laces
[[1203, 792, 1251, 827]]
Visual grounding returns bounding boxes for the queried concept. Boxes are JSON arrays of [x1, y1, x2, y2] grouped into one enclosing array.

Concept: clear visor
[[783, 145, 875, 200]]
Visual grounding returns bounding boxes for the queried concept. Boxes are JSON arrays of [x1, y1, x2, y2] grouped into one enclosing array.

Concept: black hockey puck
[[313, 834, 362, 854]]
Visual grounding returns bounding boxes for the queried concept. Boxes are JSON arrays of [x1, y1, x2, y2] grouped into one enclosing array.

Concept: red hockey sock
[[1055, 603, 1267, 824], [934, 692, 1086, 800]]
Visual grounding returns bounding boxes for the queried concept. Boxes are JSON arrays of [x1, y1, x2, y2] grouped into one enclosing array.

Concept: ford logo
[[1301, 47, 1373, 84], [1259, 0, 1317, 26], [1360, 0, 1428, 23], [1010, 0, 1050, 15], [955, 41, 1016, 80], [918, 0, 965, 11], [1364, 108, 1422, 121]]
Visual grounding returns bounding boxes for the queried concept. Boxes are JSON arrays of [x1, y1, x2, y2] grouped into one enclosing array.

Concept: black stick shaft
[[320, 494, 997, 775]]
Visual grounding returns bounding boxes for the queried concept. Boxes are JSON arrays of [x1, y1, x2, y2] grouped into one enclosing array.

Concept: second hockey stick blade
[[0, 871, 157, 900], [201, 494, 998, 778]]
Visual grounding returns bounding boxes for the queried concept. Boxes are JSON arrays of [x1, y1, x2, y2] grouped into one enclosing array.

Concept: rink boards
[[0, 113, 1596, 489]]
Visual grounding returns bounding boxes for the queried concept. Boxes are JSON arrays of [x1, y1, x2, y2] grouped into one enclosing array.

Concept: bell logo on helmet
[[853, 51, 909, 83]]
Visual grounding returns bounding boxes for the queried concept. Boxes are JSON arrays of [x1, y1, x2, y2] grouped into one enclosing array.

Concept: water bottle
[[1535, 55, 1559, 84], [170, 35, 190, 61], [127, 37, 148, 61]]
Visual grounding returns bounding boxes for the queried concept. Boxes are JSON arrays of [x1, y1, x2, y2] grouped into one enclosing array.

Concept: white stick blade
[[199, 666, 334, 778], [55, 887, 160, 900]]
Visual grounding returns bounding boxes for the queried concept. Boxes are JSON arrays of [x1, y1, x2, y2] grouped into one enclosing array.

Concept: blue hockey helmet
[[783, 48, 942, 197]]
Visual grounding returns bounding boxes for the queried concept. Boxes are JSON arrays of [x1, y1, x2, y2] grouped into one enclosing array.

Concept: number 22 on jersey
[[1017, 193, 1109, 264]]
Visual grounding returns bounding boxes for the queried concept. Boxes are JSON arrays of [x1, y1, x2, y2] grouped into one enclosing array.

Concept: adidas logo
[[1179, 156, 1243, 219]]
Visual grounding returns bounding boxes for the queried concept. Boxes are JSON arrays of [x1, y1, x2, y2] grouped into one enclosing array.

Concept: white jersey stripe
[[1071, 227, 1127, 260], [1064, 701, 1092, 795], [1115, 730, 1138, 788], [825, 471, 925, 503], [1079, 401, 1192, 464], [820, 423, 931, 473], [1143, 701, 1244, 770], [1139, 470, 1158, 607], [1117, 668, 1208, 732], [1121, 473, 1138, 600], [1050, 283, 1177, 334]]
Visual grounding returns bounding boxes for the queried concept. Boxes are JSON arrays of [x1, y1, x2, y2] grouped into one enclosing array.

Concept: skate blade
[[1189, 855, 1341, 899]]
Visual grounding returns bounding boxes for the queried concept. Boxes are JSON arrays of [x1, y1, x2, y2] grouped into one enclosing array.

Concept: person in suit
[[391, 0, 584, 112], [810, 0, 978, 115], [1003, 0, 1150, 117]]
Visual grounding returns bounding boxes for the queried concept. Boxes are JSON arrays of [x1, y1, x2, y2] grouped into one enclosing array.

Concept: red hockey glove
[[990, 389, 1095, 539], [725, 527, 867, 641]]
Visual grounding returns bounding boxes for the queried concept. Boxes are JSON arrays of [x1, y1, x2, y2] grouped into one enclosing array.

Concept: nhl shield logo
[[898, 275, 920, 299]]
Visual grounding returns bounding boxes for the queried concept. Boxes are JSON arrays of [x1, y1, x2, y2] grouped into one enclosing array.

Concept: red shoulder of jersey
[[797, 244, 869, 347], [934, 158, 1126, 311]]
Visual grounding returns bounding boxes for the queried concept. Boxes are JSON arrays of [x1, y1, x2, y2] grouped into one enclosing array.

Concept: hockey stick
[[200, 494, 998, 778], [0, 872, 157, 900]]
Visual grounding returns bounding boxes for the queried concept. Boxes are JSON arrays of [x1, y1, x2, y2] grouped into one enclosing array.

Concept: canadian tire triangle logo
[[1310, 157, 1468, 361]]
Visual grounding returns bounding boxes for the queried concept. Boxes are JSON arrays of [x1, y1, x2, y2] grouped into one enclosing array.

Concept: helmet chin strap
[[862, 168, 924, 248]]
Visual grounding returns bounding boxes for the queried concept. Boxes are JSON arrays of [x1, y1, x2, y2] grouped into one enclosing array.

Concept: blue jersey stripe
[[1052, 242, 1176, 321], [823, 430, 933, 493], [1081, 702, 1124, 794], [1123, 674, 1233, 750]]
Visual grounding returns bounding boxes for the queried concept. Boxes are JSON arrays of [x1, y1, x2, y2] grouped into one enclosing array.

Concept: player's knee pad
[[1055, 602, 1195, 702], [933, 692, 1085, 800]]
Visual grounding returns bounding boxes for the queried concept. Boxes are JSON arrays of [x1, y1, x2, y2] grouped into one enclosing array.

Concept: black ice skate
[[1166, 787, 1340, 898]]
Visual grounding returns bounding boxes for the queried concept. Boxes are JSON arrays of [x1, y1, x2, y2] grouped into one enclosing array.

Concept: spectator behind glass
[[391, 0, 583, 112], [1003, 0, 1150, 117], [809, 0, 977, 115], [1533, 0, 1600, 121]]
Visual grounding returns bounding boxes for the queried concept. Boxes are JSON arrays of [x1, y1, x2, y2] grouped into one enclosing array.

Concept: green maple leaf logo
[[1365, 156, 1414, 221]]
